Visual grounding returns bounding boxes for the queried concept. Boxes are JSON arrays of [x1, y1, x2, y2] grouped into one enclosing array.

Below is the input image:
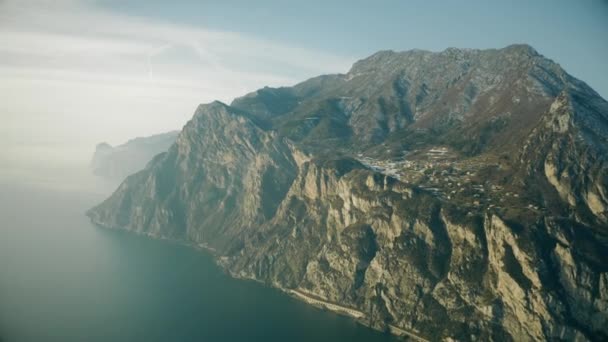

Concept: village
[[356, 146, 544, 214]]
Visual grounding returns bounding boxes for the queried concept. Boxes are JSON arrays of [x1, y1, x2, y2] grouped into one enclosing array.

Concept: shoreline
[[89, 219, 430, 341], [284, 288, 365, 319]]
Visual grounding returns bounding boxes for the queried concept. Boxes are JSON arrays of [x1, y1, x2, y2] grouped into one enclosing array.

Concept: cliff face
[[89, 103, 298, 250], [88, 45, 608, 341], [91, 131, 179, 180]]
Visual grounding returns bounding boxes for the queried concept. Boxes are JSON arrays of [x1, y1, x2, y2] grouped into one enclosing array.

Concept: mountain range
[[87, 44, 608, 341], [90, 131, 179, 180]]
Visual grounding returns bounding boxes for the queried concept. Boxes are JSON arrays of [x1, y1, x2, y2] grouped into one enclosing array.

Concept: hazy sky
[[1, 0, 607, 164]]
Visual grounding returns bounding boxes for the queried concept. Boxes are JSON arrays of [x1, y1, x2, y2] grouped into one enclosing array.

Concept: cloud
[[0, 0, 354, 163], [0, 0, 352, 89]]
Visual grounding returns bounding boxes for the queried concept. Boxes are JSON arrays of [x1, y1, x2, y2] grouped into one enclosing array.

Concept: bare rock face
[[88, 45, 608, 341], [91, 131, 179, 181]]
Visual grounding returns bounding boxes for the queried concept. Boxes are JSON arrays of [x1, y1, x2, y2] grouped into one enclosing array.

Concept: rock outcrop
[[88, 45, 608, 341]]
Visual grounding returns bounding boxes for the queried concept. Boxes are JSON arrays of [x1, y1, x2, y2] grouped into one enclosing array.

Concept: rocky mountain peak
[[501, 43, 540, 56], [192, 100, 233, 119], [348, 44, 542, 76]]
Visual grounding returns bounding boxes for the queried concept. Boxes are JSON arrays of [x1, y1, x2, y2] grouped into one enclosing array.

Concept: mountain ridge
[[90, 130, 179, 180]]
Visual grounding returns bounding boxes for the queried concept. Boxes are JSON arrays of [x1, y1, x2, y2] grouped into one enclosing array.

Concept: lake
[[0, 168, 399, 342]]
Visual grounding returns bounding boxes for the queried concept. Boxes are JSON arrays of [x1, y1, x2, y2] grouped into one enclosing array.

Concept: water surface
[[0, 170, 398, 342]]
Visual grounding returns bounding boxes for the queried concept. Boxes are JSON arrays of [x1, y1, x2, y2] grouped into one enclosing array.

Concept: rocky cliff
[[91, 131, 179, 180], [88, 45, 607, 341]]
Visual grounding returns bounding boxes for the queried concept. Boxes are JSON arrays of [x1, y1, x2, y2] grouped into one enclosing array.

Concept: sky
[[0, 0, 607, 165]]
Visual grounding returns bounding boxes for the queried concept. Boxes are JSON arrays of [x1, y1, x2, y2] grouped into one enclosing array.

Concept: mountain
[[87, 45, 608, 341], [90, 131, 179, 180]]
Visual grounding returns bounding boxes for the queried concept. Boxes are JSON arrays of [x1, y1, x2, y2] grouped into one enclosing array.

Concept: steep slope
[[91, 131, 179, 180], [88, 45, 607, 341], [89, 102, 298, 251]]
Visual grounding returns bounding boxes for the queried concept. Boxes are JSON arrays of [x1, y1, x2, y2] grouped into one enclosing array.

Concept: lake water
[[0, 168, 399, 342]]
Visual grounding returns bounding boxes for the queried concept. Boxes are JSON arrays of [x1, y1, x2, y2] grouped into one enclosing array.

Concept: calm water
[[0, 170, 398, 342]]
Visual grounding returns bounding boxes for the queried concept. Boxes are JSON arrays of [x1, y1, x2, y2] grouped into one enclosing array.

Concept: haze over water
[[0, 163, 398, 342]]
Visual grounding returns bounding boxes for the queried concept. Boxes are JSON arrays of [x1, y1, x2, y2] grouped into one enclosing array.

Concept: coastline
[[88, 219, 430, 341]]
